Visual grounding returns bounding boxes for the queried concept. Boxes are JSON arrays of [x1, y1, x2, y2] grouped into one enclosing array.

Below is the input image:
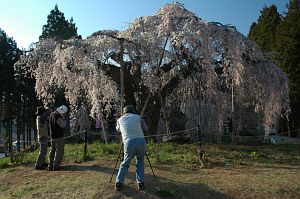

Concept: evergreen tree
[[0, 28, 21, 148], [40, 4, 78, 40], [275, 0, 300, 133], [248, 5, 282, 52], [14, 47, 40, 147]]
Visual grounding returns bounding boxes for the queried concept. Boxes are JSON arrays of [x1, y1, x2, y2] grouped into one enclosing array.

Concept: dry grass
[[0, 143, 299, 198]]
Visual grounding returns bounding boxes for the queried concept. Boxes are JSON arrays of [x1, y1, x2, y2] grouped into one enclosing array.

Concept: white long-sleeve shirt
[[116, 113, 148, 143]]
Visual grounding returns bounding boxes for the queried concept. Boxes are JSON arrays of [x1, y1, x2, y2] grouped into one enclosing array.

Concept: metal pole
[[145, 152, 155, 178], [109, 143, 123, 183]]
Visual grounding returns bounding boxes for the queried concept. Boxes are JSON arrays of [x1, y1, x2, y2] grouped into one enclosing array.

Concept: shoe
[[48, 166, 53, 171], [53, 166, 64, 171], [115, 182, 123, 191], [137, 182, 145, 190]]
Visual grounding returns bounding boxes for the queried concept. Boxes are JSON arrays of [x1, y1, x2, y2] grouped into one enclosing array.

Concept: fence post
[[198, 125, 202, 143], [84, 131, 87, 158]]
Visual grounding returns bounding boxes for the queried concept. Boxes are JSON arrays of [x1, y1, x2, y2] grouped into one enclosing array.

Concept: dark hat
[[35, 106, 46, 116], [123, 105, 135, 114]]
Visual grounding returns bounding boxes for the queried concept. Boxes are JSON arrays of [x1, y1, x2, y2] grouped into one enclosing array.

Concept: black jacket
[[49, 111, 64, 139]]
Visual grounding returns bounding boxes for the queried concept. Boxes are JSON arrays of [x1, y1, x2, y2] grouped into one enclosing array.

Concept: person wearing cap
[[48, 105, 68, 171], [115, 105, 148, 191], [35, 106, 52, 170]]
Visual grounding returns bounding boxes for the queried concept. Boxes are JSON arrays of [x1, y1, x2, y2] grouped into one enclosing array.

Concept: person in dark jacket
[[48, 105, 68, 171]]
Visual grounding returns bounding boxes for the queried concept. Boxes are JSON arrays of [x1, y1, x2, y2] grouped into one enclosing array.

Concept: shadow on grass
[[94, 168, 232, 199], [97, 175, 232, 199], [62, 162, 232, 198], [63, 163, 113, 174]]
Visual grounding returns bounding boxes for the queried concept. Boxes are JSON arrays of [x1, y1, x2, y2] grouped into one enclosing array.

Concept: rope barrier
[[61, 126, 299, 141], [11, 127, 299, 143], [144, 127, 199, 138], [277, 129, 300, 136], [64, 131, 86, 139], [63, 127, 199, 140]]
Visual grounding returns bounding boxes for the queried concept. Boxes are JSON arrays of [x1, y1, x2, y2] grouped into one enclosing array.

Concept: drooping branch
[[15, 2, 290, 138]]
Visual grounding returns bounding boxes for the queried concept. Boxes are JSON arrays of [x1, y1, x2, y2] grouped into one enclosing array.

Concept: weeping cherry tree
[[15, 3, 290, 141]]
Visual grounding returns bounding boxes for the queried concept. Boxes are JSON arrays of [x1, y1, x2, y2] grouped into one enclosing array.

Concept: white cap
[[57, 105, 68, 114]]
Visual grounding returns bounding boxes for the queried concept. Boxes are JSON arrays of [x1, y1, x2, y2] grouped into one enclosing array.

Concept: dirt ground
[[0, 159, 299, 199]]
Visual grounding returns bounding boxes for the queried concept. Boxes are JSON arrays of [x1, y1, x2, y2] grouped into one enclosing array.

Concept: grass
[[0, 141, 299, 198], [0, 156, 10, 169], [147, 142, 300, 168], [1, 141, 300, 169]]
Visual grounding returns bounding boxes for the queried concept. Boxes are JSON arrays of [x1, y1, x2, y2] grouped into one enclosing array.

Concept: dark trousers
[[48, 137, 64, 167]]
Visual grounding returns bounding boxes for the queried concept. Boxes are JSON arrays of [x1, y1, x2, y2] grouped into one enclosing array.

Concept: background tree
[[248, 5, 282, 52], [0, 28, 21, 150], [40, 4, 78, 40], [275, 0, 300, 136], [14, 45, 40, 148]]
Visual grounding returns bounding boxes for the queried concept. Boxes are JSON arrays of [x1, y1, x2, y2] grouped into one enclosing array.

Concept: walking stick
[[145, 151, 155, 178], [109, 143, 123, 183]]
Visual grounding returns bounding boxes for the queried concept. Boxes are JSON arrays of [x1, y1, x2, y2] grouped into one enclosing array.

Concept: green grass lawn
[[1, 141, 300, 169]]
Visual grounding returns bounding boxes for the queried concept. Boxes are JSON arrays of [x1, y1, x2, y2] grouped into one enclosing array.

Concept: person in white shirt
[[115, 105, 148, 191]]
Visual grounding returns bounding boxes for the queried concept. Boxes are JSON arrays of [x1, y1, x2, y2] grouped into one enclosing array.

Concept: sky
[[0, 0, 289, 49]]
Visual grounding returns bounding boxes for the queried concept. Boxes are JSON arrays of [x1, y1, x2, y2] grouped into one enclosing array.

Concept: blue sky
[[0, 0, 289, 49]]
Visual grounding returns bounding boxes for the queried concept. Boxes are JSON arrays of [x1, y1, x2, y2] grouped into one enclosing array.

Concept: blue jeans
[[116, 138, 146, 184]]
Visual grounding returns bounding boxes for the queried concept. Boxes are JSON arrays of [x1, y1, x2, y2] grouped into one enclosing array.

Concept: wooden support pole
[[141, 92, 151, 117], [84, 131, 87, 158], [119, 40, 125, 115]]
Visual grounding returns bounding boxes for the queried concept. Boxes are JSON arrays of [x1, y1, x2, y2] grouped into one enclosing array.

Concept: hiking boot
[[115, 182, 123, 191], [137, 182, 145, 190], [48, 166, 53, 171]]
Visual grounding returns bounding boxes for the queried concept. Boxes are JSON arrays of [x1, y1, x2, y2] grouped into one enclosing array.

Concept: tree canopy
[[0, 28, 22, 148], [16, 3, 290, 138], [40, 4, 78, 40], [0, 28, 21, 121], [248, 5, 282, 52], [275, 0, 300, 131]]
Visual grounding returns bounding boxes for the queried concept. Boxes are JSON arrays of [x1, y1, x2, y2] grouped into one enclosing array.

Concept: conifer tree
[[0, 28, 21, 148], [275, 0, 300, 133], [40, 4, 78, 40], [248, 5, 282, 52]]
